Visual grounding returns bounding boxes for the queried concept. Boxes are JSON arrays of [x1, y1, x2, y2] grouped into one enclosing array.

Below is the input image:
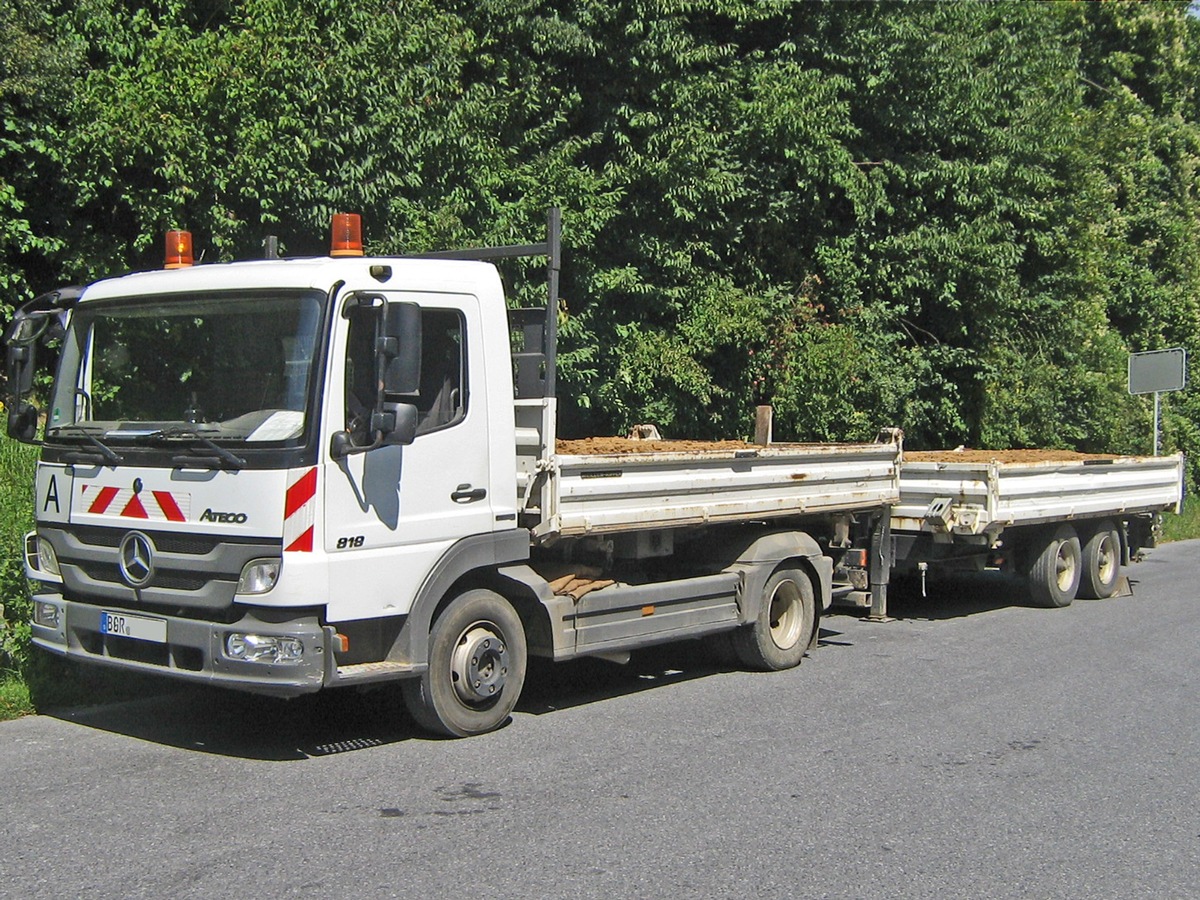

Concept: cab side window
[[415, 310, 465, 435], [344, 305, 466, 442]]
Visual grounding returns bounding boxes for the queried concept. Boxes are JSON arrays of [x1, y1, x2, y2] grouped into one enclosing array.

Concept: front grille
[[78, 561, 209, 592], [44, 524, 282, 612]]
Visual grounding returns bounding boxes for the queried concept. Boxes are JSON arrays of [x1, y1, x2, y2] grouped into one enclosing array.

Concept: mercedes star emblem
[[118, 531, 155, 588]]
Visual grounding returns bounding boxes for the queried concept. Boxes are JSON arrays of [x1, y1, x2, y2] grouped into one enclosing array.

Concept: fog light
[[225, 632, 304, 665], [236, 558, 281, 595], [34, 601, 61, 629]]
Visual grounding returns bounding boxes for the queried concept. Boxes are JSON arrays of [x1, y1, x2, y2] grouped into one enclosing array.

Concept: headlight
[[225, 632, 304, 665], [37, 537, 61, 577], [25, 532, 61, 580], [235, 558, 281, 595]]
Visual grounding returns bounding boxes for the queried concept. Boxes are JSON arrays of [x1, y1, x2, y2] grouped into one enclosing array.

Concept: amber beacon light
[[330, 212, 364, 257], [164, 229, 194, 269]]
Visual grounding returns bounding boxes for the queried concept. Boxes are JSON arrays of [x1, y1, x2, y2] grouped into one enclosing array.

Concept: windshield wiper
[[48, 425, 124, 466], [144, 427, 247, 470]]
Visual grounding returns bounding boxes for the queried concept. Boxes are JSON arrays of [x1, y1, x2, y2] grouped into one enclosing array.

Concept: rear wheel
[[1079, 521, 1122, 599], [402, 589, 527, 737], [731, 567, 816, 671], [1026, 525, 1082, 608]]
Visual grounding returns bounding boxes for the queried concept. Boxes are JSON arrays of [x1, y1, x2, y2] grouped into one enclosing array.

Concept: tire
[[1026, 524, 1082, 608], [401, 589, 527, 737], [731, 567, 817, 671], [1079, 521, 1121, 600]]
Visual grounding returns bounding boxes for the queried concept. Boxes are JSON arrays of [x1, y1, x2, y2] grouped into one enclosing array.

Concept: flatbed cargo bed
[[521, 437, 902, 540], [893, 449, 1185, 536]]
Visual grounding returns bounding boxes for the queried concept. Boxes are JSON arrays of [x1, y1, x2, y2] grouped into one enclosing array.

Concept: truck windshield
[[47, 290, 325, 445]]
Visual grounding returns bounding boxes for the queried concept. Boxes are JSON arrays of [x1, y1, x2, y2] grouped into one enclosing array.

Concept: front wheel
[[1079, 521, 1122, 599], [1026, 525, 1082, 608], [731, 567, 817, 671], [402, 589, 528, 737]]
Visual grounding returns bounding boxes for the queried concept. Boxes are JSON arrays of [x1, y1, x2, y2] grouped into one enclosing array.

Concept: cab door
[[322, 292, 493, 623]]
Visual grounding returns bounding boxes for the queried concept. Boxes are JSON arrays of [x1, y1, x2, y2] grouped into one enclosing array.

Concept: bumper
[[31, 594, 335, 698]]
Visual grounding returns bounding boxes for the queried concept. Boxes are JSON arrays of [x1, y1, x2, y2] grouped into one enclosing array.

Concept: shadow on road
[[876, 570, 1038, 620], [867, 569, 1138, 620], [46, 569, 1109, 757], [44, 641, 742, 758], [517, 640, 736, 716], [47, 684, 423, 761]]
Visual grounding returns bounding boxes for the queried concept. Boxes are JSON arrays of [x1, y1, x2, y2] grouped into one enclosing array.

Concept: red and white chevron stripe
[[283, 467, 317, 552], [80, 485, 189, 522]]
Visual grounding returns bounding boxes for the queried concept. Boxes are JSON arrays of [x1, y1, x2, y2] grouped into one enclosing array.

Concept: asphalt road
[[2, 541, 1198, 899]]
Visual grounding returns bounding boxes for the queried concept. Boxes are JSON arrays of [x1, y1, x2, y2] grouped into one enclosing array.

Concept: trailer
[[887, 449, 1184, 609]]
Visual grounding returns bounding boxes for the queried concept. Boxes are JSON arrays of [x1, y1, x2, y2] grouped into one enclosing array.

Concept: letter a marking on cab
[[43, 474, 59, 514]]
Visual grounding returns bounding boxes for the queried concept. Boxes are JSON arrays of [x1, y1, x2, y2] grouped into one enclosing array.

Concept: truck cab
[[14, 232, 528, 690]]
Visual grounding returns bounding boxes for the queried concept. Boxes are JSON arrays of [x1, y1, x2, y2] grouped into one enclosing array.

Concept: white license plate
[[100, 610, 167, 643]]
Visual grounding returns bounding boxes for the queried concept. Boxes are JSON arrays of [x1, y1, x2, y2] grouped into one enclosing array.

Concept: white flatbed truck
[[5, 211, 901, 736], [6, 212, 1184, 734]]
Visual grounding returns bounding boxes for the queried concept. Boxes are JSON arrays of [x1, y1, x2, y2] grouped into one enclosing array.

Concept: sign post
[[1128, 348, 1187, 455]]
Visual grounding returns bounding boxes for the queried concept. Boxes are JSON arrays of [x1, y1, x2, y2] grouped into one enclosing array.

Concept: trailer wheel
[[401, 589, 527, 737], [731, 567, 816, 671], [1079, 521, 1121, 600], [1026, 525, 1082, 608]]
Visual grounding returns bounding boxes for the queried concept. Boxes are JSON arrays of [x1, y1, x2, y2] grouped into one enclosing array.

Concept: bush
[[0, 438, 37, 667], [0, 437, 37, 719]]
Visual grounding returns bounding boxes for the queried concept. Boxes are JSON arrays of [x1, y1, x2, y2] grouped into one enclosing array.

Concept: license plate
[[100, 610, 167, 643]]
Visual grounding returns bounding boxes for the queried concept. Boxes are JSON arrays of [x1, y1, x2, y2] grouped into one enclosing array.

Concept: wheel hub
[[450, 624, 508, 705], [1097, 536, 1117, 582], [1055, 545, 1077, 590], [768, 580, 805, 650]]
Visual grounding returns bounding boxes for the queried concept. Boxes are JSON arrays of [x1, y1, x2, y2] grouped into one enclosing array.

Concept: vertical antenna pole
[[545, 208, 561, 399], [1153, 391, 1161, 456]]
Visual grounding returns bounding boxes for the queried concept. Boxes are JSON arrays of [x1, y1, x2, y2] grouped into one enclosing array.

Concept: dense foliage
[[2, 0, 1199, 457]]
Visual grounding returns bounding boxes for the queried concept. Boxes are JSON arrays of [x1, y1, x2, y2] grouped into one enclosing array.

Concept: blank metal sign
[[1129, 348, 1187, 395]]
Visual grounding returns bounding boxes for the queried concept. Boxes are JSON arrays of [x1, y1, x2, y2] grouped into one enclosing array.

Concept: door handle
[[451, 484, 487, 503]]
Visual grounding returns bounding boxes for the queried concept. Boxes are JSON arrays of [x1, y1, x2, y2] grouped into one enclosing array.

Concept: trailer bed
[[523, 438, 902, 540], [892, 450, 1185, 536]]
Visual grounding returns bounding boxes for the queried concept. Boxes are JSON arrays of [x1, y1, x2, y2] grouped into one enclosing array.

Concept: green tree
[[0, 0, 79, 316]]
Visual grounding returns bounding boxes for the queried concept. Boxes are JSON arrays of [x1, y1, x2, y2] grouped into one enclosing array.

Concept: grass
[[1161, 495, 1200, 543], [0, 671, 33, 719]]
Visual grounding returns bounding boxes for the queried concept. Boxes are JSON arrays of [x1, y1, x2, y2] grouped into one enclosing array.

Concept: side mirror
[[2, 289, 80, 441], [5, 341, 35, 398], [379, 402, 417, 446], [380, 301, 421, 395], [4, 320, 40, 442], [329, 298, 422, 461], [329, 403, 416, 459], [7, 402, 39, 442]]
